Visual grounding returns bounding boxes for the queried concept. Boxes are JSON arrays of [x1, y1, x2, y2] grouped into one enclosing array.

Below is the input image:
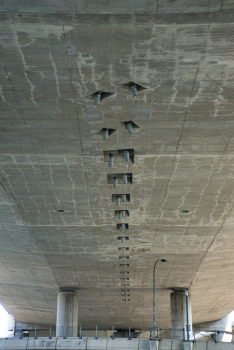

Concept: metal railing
[[10, 326, 234, 343]]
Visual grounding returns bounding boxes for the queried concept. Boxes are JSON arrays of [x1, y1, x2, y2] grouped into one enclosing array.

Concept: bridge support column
[[56, 289, 78, 337], [170, 289, 193, 341]]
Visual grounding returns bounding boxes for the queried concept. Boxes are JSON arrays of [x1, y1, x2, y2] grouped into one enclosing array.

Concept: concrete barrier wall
[[0, 337, 234, 350]]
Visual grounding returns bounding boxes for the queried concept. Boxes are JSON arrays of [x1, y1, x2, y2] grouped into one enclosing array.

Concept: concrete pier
[[171, 290, 193, 341], [56, 290, 78, 337]]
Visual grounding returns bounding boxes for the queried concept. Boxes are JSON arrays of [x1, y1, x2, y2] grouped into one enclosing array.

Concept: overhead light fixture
[[94, 91, 102, 105], [121, 271, 129, 276], [115, 210, 128, 219], [108, 173, 132, 186], [120, 257, 129, 261], [120, 121, 140, 133], [118, 236, 129, 243], [130, 83, 137, 97], [124, 151, 130, 162], [114, 178, 118, 188], [99, 128, 117, 140], [103, 129, 109, 140], [109, 154, 114, 167], [88, 91, 114, 104], [113, 194, 130, 204], [127, 123, 132, 133], [120, 223, 125, 232], [104, 149, 134, 164], [118, 82, 146, 97]]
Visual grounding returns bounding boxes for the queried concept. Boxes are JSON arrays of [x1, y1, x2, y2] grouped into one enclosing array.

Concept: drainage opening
[[107, 173, 132, 186], [120, 121, 139, 133], [98, 128, 116, 139], [112, 194, 130, 204], [118, 247, 129, 252], [118, 237, 129, 243], [117, 81, 147, 95], [117, 224, 129, 231], [115, 210, 130, 219], [87, 91, 114, 105], [104, 149, 134, 165]]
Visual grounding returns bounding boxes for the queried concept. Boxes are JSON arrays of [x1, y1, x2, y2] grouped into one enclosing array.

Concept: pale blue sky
[[0, 305, 8, 338]]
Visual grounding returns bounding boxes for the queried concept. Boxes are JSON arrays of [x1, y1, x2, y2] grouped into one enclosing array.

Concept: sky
[[0, 305, 8, 338]]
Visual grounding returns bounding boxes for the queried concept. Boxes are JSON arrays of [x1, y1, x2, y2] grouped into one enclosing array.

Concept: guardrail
[[11, 326, 234, 343]]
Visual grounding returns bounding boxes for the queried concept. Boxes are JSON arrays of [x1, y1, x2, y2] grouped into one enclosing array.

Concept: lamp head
[[161, 259, 167, 262]]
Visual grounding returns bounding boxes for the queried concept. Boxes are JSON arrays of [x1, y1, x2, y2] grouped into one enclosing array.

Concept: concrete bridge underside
[[1, 0, 234, 331]]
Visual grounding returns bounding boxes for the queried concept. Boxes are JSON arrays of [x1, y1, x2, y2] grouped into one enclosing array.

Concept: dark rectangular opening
[[103, 149, 134, 163], [112, 194, 130, 203], [117, 224, 129, 230], [115, 210, 130, 218], [107, 173, 132, 185], [118, 247, 129, 252]]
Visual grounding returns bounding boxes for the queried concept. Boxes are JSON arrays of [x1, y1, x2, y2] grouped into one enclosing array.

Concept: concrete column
[[170, 290, 192, 341], [7, 314, 15, 337], [56, 290, 78, 337]]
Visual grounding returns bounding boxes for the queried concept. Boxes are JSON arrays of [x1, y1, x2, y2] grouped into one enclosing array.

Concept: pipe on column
[[185, 290, 190, 341], [170, 289, 193, 341]]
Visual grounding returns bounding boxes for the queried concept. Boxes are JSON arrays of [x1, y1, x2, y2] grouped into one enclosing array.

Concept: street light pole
[[185, 290, 190, 341], [153, 258, 167, 340]]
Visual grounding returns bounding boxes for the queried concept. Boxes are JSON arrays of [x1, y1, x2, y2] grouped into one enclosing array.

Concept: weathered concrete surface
[[0, 0, 229, 14], [2, 4, 234, 330], [171, 291, 192, 340], [56, 291, 78, 337], [0, 338, 234, 350]]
